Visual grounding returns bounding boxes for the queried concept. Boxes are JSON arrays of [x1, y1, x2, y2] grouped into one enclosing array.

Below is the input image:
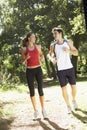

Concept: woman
[[21, 32, 47, 120]]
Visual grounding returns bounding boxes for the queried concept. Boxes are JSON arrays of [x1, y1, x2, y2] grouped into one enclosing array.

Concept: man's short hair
[[52, 27, 64, 37], [52, 27, 63, 33]]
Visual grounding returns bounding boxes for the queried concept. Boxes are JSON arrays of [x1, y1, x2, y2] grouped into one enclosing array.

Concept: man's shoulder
[[63, 39, 73, 46], [64, 39, 68, 43], [51, 41, 57, 46]]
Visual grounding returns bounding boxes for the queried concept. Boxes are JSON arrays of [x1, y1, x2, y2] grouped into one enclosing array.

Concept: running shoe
[[72, 100, 78, 110], [42, 109, 48, 119], [67, 106, 72, 114], [33, 110, 39, 121]]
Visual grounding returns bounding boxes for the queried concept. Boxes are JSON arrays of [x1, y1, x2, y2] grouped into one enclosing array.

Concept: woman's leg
[[30, 96, 37, 111], [35, 67, 47, 118], [35, 67, 44, 109], [26, 68, 37, 111]]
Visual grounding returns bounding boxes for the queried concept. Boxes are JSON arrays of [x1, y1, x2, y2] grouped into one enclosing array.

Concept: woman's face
[[28, 34, 36, 43]]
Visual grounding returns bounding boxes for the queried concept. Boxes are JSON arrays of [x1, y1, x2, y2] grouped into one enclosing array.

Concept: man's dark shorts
[[57, 67, 76, 87]]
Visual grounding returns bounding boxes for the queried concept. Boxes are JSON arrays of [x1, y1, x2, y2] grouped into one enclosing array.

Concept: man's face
[[53, 31, 60, 40]]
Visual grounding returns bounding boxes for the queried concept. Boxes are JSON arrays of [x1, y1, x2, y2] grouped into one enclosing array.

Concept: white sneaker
[[33, 110, 39, 121], [72, 100, 78, 110], [67, 106, 72, 114], [42, 109, 48, 119]]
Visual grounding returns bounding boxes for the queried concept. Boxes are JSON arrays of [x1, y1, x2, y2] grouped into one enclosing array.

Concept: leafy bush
[[0, 71, 20, 90]]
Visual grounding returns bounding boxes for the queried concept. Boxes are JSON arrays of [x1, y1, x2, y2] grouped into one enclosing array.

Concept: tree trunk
[[50, 62, 57, 79], [44, 53, 51, 77], [44, 52, 57, 79], [72, 34, 80, 77], [71, 56, 78, 77]]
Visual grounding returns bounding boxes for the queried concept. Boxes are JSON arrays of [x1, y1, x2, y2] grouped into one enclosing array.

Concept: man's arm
[[49, 43, 55, 56], [64, 39, 78, 56], [48, 44, 57, 64], [68, 39, 78, 56]]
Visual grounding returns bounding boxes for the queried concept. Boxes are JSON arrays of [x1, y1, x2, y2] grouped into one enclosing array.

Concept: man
[[49, 27, 78, 114]]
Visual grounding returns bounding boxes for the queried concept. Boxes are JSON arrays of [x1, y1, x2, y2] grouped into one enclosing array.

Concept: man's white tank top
[[54, 39, 73, 71]]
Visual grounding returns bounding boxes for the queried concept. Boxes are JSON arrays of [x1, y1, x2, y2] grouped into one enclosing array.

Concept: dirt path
[[0, 81, 87, 130]]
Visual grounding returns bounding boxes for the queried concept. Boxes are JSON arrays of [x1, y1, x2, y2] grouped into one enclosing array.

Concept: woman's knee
[[28, 86, 35, 97], [30, 92, 35, 97], [38, 89, 44, 96]]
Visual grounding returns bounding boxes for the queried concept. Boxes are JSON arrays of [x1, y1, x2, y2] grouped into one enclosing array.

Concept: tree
[[0, 0, 87, 84]]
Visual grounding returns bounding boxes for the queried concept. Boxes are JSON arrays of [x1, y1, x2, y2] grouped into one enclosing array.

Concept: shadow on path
[[0, 101, 15, 130], [76, 108, 87, 115], [38, 118, 68, 130], [72, 108, 87, 123], [0, 117, 14, 130], [10, 123, 39, 129]]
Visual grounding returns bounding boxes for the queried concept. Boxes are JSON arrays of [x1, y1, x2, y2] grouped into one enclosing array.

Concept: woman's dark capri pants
[[57, 67, 76, 87], [26, 66, 44, 97]]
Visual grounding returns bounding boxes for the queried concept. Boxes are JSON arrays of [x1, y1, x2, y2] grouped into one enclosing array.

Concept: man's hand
[[63, 47, 70, 53]]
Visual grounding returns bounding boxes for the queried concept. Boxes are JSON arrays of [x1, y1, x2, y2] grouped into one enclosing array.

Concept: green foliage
[[79, 42, 87, 57], [70, 14, 86, 35], [77, 41, 87, 75], [0, 71, 20, 90], [0, 0, 87, 88]]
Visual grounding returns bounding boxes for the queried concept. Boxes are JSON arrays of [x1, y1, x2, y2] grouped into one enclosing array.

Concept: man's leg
[[61, 86, 71, 114], [61, 86, 70, 106], [71, 84, 78, 110], [71, 84, 76, 101]]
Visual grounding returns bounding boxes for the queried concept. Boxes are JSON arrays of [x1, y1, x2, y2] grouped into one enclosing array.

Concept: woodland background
[[0, 0, 87, 90]]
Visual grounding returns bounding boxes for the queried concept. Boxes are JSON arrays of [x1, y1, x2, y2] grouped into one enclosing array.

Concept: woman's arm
[[21, 47, 30, 64], [36, 45, 44, 61], [21, 47, 26, 64]]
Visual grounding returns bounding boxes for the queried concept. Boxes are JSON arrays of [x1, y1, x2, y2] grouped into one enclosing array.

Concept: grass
[[76, 76, 87, 82]]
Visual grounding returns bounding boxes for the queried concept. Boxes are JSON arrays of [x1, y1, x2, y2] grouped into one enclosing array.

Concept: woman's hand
[[26, 53, 31, 60]]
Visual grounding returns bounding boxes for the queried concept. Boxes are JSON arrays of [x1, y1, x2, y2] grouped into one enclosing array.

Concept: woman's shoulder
[[36, 44, 41, 48], [35, 45, 41, 51], [21, 46, 27, 53], [22, 46, 26, 50]]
